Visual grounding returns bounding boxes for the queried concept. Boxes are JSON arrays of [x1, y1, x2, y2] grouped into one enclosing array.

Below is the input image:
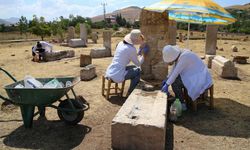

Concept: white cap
[[162, 45, 181, 63], [124, 29, 143, 45]]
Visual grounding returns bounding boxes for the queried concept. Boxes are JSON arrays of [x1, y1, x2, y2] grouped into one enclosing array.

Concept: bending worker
[[32, 41, 53, 61], [161, 45, 213, 110], [105, 29, 147, 96]]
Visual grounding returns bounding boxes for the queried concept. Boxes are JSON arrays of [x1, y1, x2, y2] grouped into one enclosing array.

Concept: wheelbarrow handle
[[0, 94, 13, 104], [0, 67, 17, 82]]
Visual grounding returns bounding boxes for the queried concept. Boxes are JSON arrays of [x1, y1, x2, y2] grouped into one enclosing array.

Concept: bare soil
[[0, 36, 249, 150]]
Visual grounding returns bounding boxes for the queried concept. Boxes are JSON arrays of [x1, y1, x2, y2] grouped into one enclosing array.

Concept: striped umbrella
[[145, 0, 236, 47]]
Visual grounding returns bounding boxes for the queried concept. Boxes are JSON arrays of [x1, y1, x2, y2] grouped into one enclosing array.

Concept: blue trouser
[[124, 65, 141, 95]]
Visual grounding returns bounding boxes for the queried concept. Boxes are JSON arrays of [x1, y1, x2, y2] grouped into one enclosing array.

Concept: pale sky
[[0, 0, 249, 21]]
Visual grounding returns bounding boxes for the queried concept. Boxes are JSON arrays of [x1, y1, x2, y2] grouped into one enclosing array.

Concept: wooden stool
[[102, 76, 126, 100], [183, 85, 214, 111]]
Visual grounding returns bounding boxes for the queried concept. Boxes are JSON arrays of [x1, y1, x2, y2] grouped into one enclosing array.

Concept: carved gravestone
[[140, 9, 176, 81]]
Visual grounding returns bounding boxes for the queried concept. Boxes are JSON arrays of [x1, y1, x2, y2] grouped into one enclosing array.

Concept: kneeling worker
[[161, 45, 213, 111], [32, 41, 53, 61]]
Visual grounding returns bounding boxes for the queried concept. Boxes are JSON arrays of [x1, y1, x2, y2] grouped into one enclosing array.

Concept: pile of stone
[[90, 31, 112, 58]]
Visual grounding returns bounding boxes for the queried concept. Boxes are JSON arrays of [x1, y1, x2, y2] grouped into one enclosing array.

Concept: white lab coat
[[32, 41, 53, 53], [166, 50, 213, 101], [105, 41, 144, 83]]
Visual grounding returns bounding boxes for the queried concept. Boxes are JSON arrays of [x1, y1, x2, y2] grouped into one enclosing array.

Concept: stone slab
[[90, 47, 110, 58], [68, 39, 86, 48], [212, 55, 238, 78], [80, 64, 97, 81], [44, 50, 75, 62], [112, 88, 167, 150]]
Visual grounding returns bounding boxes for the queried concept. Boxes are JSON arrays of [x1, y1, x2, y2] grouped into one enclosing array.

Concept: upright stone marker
[[103, 31, 112, 56], [205, 25, 218, 68], [140, 9, 171, 81], [67, 26, 75, 42], [80, 23, 88, 44], [205, 25, 218, 55]]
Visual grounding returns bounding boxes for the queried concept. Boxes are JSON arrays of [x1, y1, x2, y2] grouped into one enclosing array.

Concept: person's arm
[[129, 47, 144, 66], [166, 55, 188, 85]]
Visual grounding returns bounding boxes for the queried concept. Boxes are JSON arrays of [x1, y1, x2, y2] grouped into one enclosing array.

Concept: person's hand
[[161, 82, 169, 94]]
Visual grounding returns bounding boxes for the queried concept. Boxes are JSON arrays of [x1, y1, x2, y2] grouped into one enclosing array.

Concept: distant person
[[105, 29, 148, 96], [161, 45, 213, 111], [32, 41, 53, 61]]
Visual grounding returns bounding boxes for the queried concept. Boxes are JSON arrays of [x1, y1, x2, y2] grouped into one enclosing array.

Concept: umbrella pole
[[187, 22, 190, 49]]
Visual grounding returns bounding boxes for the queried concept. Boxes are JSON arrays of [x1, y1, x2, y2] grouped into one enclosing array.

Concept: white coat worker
[[161, 45, 213, 111], [32, 41, 53, 61], [105, 29, 147, 96]]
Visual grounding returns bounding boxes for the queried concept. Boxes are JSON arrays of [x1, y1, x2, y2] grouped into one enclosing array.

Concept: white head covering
[[162, 45, 181, 63], [124, 29, 143, 45]]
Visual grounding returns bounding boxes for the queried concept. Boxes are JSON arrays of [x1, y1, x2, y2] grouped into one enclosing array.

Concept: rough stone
[[67, 26, 75, 42], [112, 88, 167, 150], [231, 45, 238, 52], [205, 25, 218, 55], [205, 55, 216, 68], [80, 64, 97, 81], [140, 9, 171, 81], [90, 47, 110, 58], [80, 54, 92, 67], [68, 39, 86, 48], [179, 32, 183, 42], [80, 23, 88, 44], [232, 56, 249, 64], [44, 50, 75, 62], [212, 55, 238, 78], [91, 32, 98, 43], [103, 31, 112, 56]]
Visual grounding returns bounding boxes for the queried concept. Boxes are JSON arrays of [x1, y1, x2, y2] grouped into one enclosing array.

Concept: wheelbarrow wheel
[[57, 99, 84, 125]]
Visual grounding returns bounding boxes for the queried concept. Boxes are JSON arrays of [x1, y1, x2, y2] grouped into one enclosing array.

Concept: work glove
[[161, 82, 169, 94]]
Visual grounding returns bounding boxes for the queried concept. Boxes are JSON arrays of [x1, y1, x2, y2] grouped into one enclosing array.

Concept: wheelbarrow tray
[[4, 77, 80, 106]]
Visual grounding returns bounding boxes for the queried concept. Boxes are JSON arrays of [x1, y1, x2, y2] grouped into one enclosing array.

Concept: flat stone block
[[212, 55, 238, 78], [80, 54, 92, 67], [80, 64, 97, 81], [112, 88, 167, 150], [44, 50, 75, 62], [90, 47, 110, 58], [68, 39, 86, 48]]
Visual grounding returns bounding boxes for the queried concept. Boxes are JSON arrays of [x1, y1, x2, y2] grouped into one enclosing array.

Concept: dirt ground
[[0, 36, 249, 150]]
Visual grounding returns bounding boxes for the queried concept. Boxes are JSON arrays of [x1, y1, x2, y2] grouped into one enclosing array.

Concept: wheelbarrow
[[0, 67, 89, 128]]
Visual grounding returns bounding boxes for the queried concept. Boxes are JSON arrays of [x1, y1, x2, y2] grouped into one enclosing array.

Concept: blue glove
[[161, 83, 169, 94], [138, 44, 150, 55]]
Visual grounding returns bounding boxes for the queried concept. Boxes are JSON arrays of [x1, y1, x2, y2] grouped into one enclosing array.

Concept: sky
[[0, 0, 249, 21]]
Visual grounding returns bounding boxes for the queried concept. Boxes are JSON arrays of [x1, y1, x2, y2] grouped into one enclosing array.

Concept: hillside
[[91, 6, 141, 23], [0, 17, 19, 25], [226, 3, 250, 10]]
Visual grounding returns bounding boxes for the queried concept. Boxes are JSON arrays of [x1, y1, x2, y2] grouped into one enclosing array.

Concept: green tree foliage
[[116, 14, 126, 27], [18, 16, 28, 37], [30, 16, 51, 40]]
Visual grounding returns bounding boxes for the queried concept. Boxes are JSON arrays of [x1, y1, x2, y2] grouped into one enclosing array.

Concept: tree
[[30, 16, 51, 40], [0, 24, 6, 32], [18, 16, 28, 38]]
